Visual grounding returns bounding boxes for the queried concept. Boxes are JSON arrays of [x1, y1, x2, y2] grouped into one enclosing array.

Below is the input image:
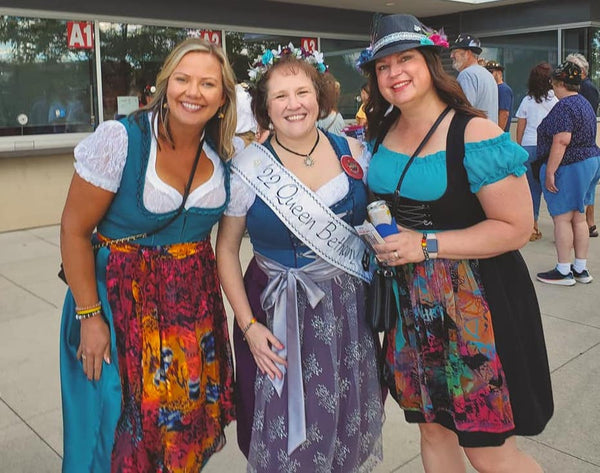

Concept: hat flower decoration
[[248, 43, 327, 87], [421, 26, 449, 48]]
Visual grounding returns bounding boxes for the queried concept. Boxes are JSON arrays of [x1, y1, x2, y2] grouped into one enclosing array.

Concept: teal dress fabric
[[367, 132, 527, 200], [60, 112, 230, 472]]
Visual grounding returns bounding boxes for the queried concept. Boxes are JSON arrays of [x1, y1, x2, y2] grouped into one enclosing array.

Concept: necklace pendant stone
[[303, 156, 314, 167]]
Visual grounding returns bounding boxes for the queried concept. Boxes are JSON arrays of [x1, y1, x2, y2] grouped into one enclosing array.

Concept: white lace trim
[[74, 120, 128, 192], [74, 113, 226, 211]]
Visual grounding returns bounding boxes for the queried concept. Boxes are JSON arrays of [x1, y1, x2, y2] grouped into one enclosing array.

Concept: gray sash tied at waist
[[254, 252, 346, 454]]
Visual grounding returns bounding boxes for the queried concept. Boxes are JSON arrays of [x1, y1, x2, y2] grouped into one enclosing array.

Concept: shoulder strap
[[391, 106, 451, 215]]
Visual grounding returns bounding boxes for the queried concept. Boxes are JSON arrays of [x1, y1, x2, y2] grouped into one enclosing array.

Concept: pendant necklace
[[275, 130, 320, 167]]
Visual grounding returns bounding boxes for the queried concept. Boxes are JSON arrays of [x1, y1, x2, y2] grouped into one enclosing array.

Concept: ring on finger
[[81, 354, 87, 360], [392, 250, 400, 260]]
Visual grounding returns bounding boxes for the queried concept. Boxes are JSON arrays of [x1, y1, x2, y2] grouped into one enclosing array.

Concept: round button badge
[[340, 155, 364, 180]]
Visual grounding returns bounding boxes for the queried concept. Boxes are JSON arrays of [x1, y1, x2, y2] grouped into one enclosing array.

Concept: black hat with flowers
[[485, 60, 504, 72], [450, 33, 482, 55], [552, 61, 582, 85], [358, 14, 448, 69]]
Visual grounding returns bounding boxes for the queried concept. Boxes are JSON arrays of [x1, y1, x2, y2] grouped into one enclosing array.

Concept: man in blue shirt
[[486, 60, 513, 132]]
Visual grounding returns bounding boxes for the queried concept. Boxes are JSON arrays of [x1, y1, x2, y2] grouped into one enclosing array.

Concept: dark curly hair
[[527, 62, 554, 103], [250, 55, 334, 132], [362, 48, 485, 141]]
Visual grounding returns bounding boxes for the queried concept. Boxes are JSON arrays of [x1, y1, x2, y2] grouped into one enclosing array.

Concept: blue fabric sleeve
[[541, 100, 575, 135], [498, 86, 511, 111], [464, 133, 528, 193]]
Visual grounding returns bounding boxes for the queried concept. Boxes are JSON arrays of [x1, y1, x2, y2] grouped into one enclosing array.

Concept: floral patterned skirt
[[105, 239, 235, 472], [240, 259, 384, 473], [384, 252, 553, 447]]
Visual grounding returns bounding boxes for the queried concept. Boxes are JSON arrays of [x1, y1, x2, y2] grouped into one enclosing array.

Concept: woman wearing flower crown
[[217, 44, 384, 472], [360, 13, 553, 473]]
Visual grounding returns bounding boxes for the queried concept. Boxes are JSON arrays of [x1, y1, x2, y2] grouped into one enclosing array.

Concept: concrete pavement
[[1, 201, 599, 472]]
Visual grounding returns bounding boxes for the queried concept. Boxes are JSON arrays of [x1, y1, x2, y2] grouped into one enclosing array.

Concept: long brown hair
[[363, 48, 485, 141]]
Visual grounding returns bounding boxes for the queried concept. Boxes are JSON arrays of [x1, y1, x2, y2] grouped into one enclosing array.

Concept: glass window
[[481, 30, 558, 115], [320, 38, 369, 120], [98, 23, 191, 121], [0, 15, 95, 136], [225, 31, 302, 82], [563, 27, 600, 114]]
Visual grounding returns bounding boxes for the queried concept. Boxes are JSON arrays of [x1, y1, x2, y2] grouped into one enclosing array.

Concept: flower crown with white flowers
[[247, 43, 328, 88]]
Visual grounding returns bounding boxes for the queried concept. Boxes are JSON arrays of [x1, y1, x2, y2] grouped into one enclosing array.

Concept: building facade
[[0, 0, 599, 231]]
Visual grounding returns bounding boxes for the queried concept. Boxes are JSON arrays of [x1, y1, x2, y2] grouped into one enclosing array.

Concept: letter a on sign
[[67, 22, 94, 49]]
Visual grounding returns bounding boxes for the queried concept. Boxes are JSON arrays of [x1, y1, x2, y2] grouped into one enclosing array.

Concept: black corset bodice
[[373, 113, 486, 232]]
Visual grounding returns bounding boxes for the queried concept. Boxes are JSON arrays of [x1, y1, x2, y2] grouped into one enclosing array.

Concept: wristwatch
[[425, 233, 438, 259]]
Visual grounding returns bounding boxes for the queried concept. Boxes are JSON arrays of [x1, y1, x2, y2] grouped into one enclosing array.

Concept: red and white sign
[[200, 30, 222, 46], [301, 37, 318, 52], [67, 21, 94, 49]]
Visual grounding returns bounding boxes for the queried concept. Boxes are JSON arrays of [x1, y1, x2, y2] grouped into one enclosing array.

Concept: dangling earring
[[268, 122, 274, 131]]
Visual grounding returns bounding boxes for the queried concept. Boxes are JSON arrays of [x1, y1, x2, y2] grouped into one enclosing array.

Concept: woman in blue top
[[59, 38, 236, 472], [360, 14, 552, 473], [536, 61, 600, 286], [217, 48, 383, 472]]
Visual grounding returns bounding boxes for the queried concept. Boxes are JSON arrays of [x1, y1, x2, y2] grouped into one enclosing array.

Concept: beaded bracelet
[[75, 309, 102, 321], [75, 301, 102, 315], [421, 233, 430, 261], [241, 317, 257, 341]]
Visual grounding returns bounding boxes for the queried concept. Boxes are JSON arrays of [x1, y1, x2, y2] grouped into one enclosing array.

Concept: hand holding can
[[367, 200, 398, 237]]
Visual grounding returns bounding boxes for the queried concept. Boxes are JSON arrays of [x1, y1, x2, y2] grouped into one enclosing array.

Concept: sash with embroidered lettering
[[232, 142, 371, 283]]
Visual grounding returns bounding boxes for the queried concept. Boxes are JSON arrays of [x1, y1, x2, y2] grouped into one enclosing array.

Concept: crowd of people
[[57, 11, 600, 473]]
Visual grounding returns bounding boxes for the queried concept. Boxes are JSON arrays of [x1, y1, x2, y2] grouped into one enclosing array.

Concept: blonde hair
[[141, 38, 237, 160]]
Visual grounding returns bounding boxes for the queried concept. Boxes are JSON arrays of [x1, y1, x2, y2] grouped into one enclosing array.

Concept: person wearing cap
[[536, 61, 600, 286], [486, 60, 513, 132], [449, 34, 498, 124], [361, 13, 552, 473], [565, 53, 600, 238]]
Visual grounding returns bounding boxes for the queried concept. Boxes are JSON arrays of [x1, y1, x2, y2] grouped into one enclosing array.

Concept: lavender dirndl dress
[[227, 134, 384, 472]]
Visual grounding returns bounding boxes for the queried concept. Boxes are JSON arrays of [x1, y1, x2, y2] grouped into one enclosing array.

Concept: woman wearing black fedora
[[360, 13, 552, 473]]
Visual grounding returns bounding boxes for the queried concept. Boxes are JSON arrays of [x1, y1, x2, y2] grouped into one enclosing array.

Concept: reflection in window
[[98, 23, 191, 121], [0, 15, 95, 136], [482, 30, 557, 115], [563, 27, 600, 111], [225, 31, 301, 83], [320, 38, 368, 119]]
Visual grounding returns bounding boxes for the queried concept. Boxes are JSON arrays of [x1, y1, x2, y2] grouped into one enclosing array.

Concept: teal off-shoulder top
[[367, 133, 527, 200]]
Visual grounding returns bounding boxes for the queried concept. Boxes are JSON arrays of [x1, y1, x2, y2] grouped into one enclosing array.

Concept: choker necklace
[[275, 131, 320, 167]]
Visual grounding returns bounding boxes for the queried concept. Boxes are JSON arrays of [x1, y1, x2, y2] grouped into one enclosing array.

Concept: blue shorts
[[541, 156, 600, 216]]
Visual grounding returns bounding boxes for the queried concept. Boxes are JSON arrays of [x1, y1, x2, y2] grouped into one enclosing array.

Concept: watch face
[[427, 237, 438, 253]]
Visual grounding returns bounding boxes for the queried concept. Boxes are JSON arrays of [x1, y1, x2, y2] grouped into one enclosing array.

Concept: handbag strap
[[94, 135, 205, 249], [392, 106, 451, 217]]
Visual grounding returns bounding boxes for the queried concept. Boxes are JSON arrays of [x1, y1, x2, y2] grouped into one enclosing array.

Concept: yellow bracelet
[[76, 303, 102, 316], [75, 309, 102, 321], [75, 301, 102, 313], [241, 317, 257, 341]]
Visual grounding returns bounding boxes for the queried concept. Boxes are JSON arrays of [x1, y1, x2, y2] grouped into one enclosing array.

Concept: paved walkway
[[1, 202, 599, 472]]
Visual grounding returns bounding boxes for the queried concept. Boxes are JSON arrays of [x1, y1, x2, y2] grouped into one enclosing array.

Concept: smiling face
[[166, 51, 225, 132], [266, 67, 319, 140], [375, 49, 434, 108]]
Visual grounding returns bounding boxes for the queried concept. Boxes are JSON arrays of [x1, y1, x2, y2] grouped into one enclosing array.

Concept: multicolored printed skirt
[[384, 253, 553, 447], [105, 238, 235, 472]]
